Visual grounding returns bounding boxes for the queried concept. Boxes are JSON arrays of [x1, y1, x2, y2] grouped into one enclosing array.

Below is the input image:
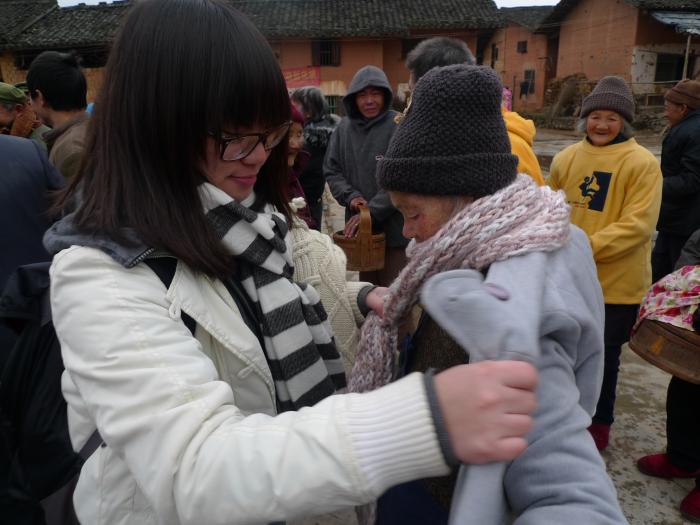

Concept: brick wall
[[277, 32, 478, 101], [484, 24, 549, 111], [0, 53, 22, 84], [555, 0, 638, 82]]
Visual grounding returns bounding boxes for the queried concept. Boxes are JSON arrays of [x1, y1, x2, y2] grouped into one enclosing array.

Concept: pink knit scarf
[[348, 174, 571, 393]]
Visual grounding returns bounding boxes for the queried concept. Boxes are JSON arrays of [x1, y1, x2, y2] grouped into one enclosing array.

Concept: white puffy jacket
[[50, 245, 448, 525]]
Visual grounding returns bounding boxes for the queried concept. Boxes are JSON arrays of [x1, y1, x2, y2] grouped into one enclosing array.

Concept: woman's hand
[[434, 361, 538, 464], [365, 287, 389, 317]]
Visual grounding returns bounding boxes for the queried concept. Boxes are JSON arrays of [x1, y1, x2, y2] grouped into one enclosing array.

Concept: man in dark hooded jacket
[[324, 65, 407, 286]]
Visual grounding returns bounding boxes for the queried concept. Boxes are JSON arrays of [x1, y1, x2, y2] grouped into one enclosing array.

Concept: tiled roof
[[538, 0, 700, 32], [264, 0, 504, 37], [500, 6, 554, 32], [1, 0, 504, 51], [0, 0, 56, 46], [6, 1, 128, 50]]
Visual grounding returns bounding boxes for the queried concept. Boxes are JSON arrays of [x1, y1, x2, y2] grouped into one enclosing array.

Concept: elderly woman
[[549, 76, 662, 450], [349, 65, 627, 524]]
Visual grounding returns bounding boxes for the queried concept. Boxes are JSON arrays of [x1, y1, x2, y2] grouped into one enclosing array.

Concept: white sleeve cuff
[[344, 373, 450, 496]]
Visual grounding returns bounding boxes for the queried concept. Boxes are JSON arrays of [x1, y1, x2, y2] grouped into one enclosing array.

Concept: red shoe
[[637, 453, 700, 479], [681, 487, 700, 523], [587, 422, 610, 450]]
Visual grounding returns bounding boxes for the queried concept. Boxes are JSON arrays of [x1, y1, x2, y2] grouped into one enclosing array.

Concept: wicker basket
[[629, 319, 700, 384], [333, 204, 385, 272]]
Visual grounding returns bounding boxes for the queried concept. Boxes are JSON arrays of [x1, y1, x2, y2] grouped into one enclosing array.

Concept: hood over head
[[343, 65, 394, 120], [502, 108, 536, 147]]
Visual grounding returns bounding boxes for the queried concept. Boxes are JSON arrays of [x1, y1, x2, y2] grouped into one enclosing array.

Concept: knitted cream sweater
[[291, 220, 369, 372]]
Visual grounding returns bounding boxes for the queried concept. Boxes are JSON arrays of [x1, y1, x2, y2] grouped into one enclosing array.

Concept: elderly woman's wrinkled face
[[389, 191, 473, 243], [585, 110, 623, 147]]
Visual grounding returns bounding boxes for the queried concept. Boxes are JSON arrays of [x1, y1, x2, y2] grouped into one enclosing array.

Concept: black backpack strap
[[143, 258, 196, 337], [78, 429, 103, 461]]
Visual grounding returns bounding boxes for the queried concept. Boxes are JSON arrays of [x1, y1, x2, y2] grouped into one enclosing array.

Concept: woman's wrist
[[423, 369, 460, 467], [357, 285, 379, 316]]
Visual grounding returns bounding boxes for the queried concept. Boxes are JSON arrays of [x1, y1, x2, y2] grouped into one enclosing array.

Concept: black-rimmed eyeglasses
[[213, 121, 291, 161]]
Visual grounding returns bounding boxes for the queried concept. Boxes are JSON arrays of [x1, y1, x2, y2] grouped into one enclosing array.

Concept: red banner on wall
[[283, 66, 321, 90]]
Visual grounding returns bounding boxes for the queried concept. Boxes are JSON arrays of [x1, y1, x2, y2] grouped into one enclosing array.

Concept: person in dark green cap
[[0, 82, 50, 150]]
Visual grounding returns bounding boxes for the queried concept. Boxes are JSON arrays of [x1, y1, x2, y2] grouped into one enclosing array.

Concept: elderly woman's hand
[[349, 196, 368, 212], [434, 361, 538, 464], [365, 286, 389, 317], [343, 214, 361, 238]]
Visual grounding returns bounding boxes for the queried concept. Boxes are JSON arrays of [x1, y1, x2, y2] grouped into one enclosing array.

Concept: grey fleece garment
[[421, 225, 627, 525], [324, 66, 407, 247], [44, 213, 153, 267]]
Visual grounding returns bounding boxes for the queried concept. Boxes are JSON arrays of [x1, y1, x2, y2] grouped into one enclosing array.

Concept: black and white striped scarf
[[199, 183, 346, 411]]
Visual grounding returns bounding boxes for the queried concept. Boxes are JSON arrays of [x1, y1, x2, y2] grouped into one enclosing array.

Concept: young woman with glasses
[[44, 1, 538, 523]]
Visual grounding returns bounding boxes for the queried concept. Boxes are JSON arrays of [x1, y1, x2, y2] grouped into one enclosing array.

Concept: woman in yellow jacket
[[548, 76, 662, 450], [502, 107, 544, 185]]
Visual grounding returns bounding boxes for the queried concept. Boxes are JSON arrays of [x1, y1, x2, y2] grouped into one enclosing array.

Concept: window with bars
[[311, 40, 341, 67], [326, 95, 343, 116]]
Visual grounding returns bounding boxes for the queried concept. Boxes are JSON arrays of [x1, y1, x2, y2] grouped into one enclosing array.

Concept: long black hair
[[64, 0, 292, 279]]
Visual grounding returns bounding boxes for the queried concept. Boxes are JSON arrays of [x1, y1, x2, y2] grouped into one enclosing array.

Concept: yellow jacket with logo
[[548, 138, 662, 304], [503, 109, 544, 185]]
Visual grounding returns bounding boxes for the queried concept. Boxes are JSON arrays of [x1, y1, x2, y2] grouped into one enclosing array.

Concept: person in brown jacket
[[27, 51, 89, 181]]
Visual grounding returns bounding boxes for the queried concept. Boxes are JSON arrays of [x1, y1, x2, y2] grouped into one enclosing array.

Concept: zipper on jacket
[[128, 247, 156, 267]]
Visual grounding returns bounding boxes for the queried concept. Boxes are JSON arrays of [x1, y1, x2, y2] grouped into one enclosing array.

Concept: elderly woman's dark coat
[[657, 109, 700, 237]]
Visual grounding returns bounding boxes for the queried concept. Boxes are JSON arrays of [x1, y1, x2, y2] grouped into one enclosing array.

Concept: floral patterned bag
[[636, 265, 700, 332]]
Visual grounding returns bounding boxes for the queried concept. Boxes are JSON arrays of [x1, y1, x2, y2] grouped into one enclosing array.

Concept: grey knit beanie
[[377, 64, 517, 198], [581, 76, 635, 122]]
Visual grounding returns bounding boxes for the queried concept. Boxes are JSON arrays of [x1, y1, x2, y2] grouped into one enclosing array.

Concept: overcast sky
[[58, 0, 560, 8]]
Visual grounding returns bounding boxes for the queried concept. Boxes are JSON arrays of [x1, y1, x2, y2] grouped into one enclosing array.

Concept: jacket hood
[[343, 65, 394, 121], [44, 213, 152, 268], [502, 109, 536, 147]]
